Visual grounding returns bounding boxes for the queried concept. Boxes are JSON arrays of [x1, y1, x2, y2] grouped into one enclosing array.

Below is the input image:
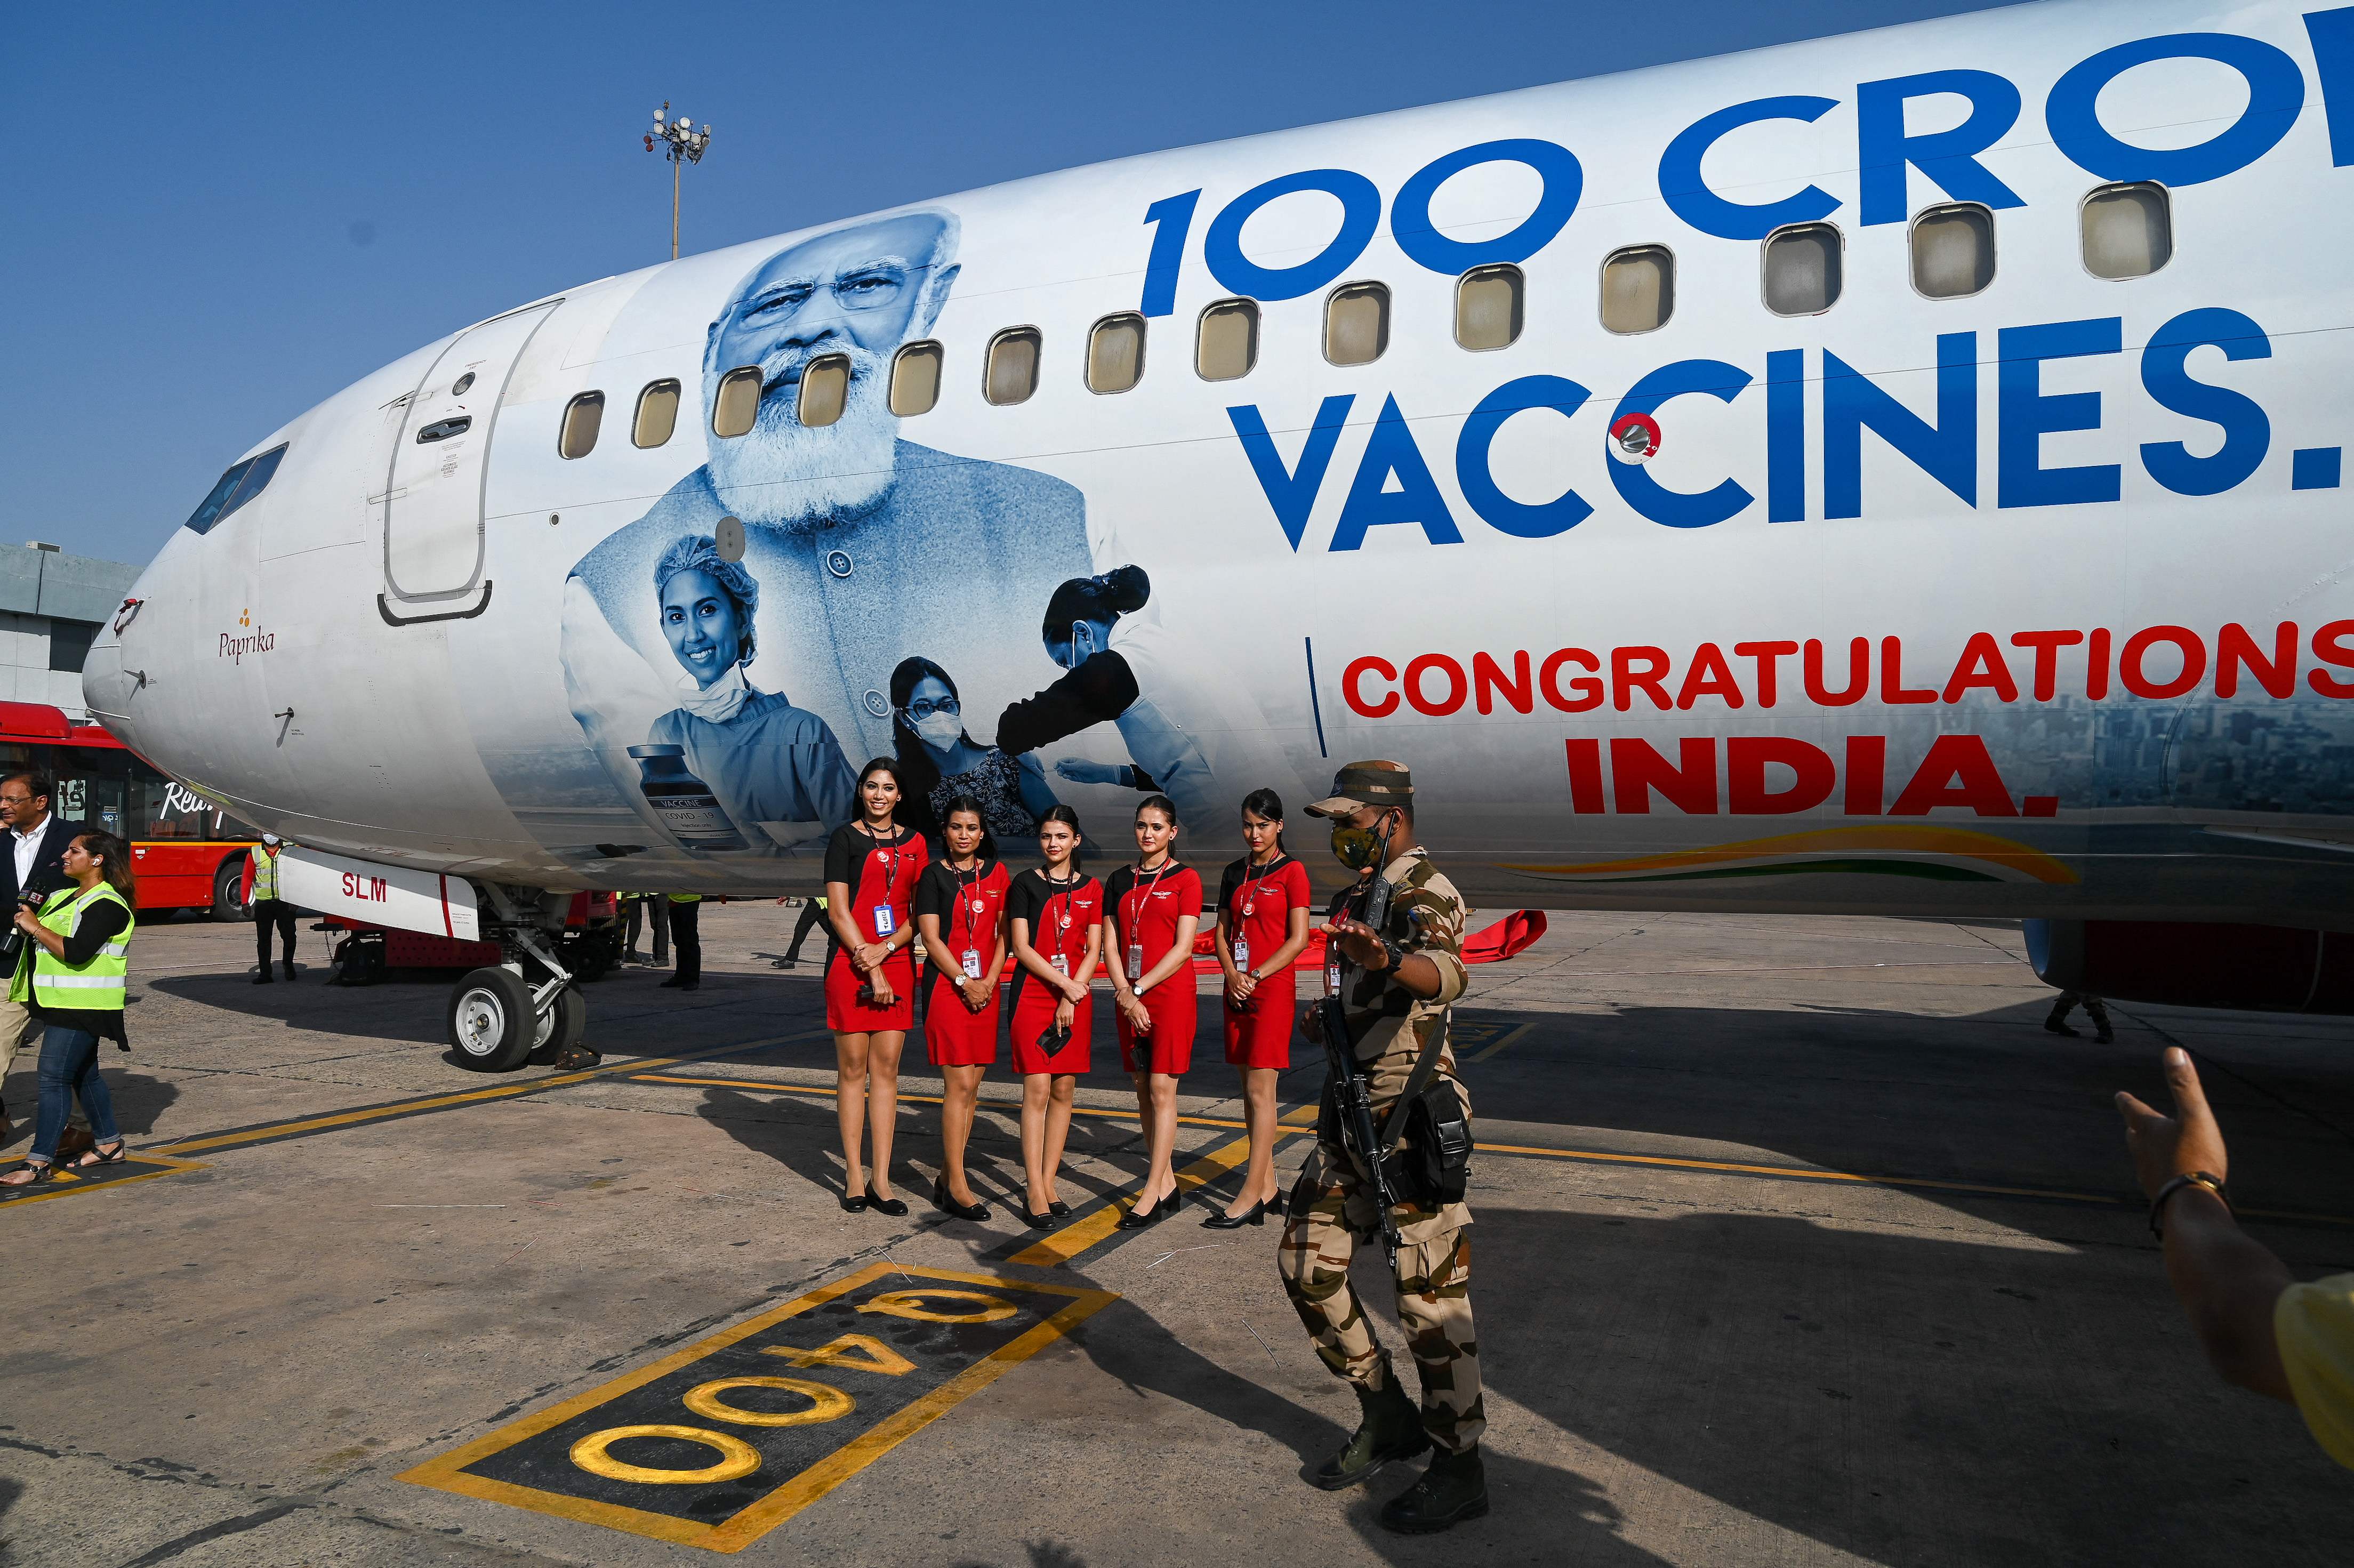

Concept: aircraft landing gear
[[445, 886, 595, 1073]]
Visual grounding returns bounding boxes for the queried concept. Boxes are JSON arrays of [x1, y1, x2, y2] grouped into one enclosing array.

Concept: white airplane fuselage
[[88, 0, 2354, 934]]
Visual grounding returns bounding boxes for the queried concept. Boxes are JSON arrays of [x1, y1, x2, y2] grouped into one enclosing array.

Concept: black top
[[824, 821, 921, 887], [992, 650, 1140, 757], [23, 895, 131, 1047], [1005, 867, 1097, 932], [914, 858, 1002, 921]]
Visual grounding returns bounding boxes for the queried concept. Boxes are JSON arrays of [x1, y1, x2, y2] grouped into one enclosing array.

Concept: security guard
[[1283, 760, 1487, 1532]]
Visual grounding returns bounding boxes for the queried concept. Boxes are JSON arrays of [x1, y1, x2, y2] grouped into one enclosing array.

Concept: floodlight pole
[[645, 101, 714, 261]]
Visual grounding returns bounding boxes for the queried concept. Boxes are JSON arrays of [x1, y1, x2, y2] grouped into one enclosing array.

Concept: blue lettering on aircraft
[[1230, 310, 2287, 550]]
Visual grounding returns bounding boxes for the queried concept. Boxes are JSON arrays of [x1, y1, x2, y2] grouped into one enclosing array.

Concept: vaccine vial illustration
[[626, 745, 748, 851]]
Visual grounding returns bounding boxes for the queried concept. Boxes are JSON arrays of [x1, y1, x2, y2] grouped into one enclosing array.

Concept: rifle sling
[[1373, 1005, 1451, 1159]]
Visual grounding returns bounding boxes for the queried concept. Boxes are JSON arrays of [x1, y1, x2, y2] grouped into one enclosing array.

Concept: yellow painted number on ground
[[680, 1377, 856, 1429], [857, 1289, 1017, 1324], [569, 1425, 761, 1485], [761, 1333, 917, 1376]]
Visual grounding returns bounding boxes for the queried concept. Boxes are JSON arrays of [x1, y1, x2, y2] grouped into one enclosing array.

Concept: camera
[[0, 881, 50, 969]]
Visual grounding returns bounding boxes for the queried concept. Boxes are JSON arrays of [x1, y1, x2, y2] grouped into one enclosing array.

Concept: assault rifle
[[1317, 869, 1407, 1266]]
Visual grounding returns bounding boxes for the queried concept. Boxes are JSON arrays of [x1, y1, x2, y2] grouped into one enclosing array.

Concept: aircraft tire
[[449, 967, 535, 1072], [544, 985, 588, 1058]]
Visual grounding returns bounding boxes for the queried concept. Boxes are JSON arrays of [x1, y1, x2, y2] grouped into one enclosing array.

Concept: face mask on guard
[[1330, 811, 1393, 872]]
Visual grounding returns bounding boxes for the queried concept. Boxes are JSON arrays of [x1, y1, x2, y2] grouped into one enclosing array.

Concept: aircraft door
[[379, 301, 558, 621]]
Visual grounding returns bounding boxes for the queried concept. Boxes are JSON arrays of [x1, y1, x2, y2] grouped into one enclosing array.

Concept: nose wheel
[[448, 967, 589, 1072]]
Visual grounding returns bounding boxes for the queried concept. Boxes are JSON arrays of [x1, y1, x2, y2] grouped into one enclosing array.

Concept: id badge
[[1050, 953, 1070, 975], [1325, 960, 1342, 997], [1126, 942, 1144, 983], [960, 947, 982, 980], [872, 904, 896, 937], [1232, 936, 1251, 972]]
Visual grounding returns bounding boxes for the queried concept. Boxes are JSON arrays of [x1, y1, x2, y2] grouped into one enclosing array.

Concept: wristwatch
[[1375, 936, 1408, 973]]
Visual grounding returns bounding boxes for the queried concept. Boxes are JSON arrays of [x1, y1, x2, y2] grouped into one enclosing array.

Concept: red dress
[[1106, 861, 1203, 1075], [1219, 854, 1311, 1069], [822, 823, 927, 1032], [1007, 869, 1099, 1076], [918, 859, 1008, 1067]]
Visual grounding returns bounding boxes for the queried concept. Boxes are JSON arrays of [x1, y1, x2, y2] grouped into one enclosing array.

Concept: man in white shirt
[[0, 773, 86, 1154]]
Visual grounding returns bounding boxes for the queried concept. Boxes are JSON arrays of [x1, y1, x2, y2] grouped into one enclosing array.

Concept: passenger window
[[633, 380, 680, 448], [1323, 282, 1390, 366], [1196, 298, 1259, 381], [1087, 313, 1146, 394], [712, 366, 761, 438], [890, 341, 943, 416], [985, 328, 1042, 406], [798, 353, 850, 427], [1600, 246, 1674, 334], [1455, 264, 1523, 351], [1911, 203, 1995, 299], [181, 445, 290, 535], [1762, 222, 1843, 316], [558, 391, 605, 459], [2081, 182, 2172, 279]]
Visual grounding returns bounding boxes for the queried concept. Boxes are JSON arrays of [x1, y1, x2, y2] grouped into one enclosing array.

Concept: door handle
[[415, 416, 472, 443]]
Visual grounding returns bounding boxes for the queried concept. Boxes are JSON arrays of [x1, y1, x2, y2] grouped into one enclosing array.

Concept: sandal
[[69, 1141, 128, 1169], [1, 1161, 55, 1186]]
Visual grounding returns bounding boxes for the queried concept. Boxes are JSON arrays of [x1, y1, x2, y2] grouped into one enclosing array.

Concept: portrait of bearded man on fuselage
[[561, 207, 1093, 853]]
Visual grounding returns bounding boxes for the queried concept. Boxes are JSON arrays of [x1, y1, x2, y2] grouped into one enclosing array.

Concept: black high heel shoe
[[865, 1181, 910, 1218], [931, 1178, 990, 1222], [1047, 1200, 1071, 1217], [1203, 1198, 1268, 1229], [1116, 1191, 1173, 1229], [840, 1188, 869, 1212], [1022, 1205, 1055, 1229]]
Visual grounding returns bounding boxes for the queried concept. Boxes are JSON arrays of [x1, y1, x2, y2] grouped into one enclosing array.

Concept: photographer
[[0, 830, 136, 1185], [0, 771, 84, 1155]]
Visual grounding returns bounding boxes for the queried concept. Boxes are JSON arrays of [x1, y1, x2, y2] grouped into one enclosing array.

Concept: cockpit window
[[181, 445, 288, 536]]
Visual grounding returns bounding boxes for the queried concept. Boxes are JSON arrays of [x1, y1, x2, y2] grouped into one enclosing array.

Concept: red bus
[[0, 700, 258, 918]]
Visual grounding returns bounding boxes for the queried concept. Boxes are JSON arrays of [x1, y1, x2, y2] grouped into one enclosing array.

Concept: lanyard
[[947, 860, 986, 946], [1235, 854, 1282, 918], [857, 823, 904, 900], [1123, 859, 1173, 938], [1042, 869, 1082, 957]]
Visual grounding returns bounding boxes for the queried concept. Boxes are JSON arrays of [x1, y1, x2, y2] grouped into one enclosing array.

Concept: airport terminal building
[[0, 542, 135, 720]]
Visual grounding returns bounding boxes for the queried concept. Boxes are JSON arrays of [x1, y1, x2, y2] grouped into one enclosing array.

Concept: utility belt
[[1319, 1058, 1474, 1208]]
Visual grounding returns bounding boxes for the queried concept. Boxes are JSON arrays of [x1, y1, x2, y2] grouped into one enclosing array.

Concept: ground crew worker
[[1282, 760, 1487, 1534], [0, 770, 85, 1155], [250, 832, 296, 984], [776, 895, 827, 968], [661, 892, 701, 991], [2046, 988, 2113, 1043], [0, 830, 137, 1185]]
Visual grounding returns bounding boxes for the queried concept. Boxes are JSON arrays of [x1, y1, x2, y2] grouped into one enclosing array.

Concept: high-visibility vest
[[668, 892, 702, 904], [250, 844, 281, 902], [10, 882, 134, 1011]]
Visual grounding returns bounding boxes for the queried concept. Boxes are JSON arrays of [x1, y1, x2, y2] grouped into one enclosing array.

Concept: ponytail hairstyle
[[74, 830, 136, 900], [938, 791, 997, 864], [1240, 787, 1286, 857], [1041, 565, 1151, 653], [1134, 793, 1179, 841], [1038, 803, 1084, 872]]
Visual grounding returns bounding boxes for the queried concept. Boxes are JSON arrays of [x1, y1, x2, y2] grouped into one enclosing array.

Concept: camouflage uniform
[[1277, 844, 1484, 1455]]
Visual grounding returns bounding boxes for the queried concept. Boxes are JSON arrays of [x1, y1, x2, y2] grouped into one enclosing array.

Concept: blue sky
[[3, 0, 2008, 567]]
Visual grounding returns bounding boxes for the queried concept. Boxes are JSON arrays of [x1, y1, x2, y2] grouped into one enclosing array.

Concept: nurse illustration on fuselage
[[646, 535, 858, 850]]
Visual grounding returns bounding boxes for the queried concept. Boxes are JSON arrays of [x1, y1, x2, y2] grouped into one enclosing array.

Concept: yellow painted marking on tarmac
[[1468, 1022, 1536, 1062], [144, 1028, 831, 1158], [761, 1335, 913, 1377], [1471, 1139, 2354, 1222], [568, 1425, 761, 1485], [1009, 1114, 1319, 1270], [633, 1073, 1262, 1132], [680, 1377, 853, 1428], [399, 1260, 1117, 1552], [0, 1152, 209, 1208]]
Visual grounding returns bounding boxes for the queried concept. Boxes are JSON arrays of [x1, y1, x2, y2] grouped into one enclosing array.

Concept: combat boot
[[1378, 1444, 1489, 1533], [1311, 1376, 1428, 1489]]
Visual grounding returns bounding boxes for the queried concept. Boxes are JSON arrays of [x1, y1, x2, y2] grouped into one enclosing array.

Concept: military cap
[[1305, 760, 1415, 818]]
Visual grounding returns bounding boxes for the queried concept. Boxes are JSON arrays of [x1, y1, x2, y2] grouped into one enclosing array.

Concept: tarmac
[[3, 902, 2352, 1566]]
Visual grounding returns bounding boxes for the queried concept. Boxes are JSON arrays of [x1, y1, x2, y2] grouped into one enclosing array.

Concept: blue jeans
[[31, 1023, 117, 1164]]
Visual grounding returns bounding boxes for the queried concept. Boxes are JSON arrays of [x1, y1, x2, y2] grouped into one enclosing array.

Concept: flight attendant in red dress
[[1007, 806, 1100, 1228], [823, 759, 928, 1216], [1208, 788, 1313, 1228], [915, 794, 1008, 1223], [1105, 794, 1202, 1229]]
